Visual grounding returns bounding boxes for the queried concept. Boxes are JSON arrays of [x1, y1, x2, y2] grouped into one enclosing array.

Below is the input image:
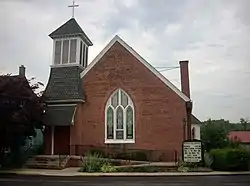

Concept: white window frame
[[53, 37, 79, 65], [84, 44, 88, 67], [105, 89, 135, 144]]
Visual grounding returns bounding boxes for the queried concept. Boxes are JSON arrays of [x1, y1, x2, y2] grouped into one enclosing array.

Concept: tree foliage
[[201, 119, 229, 151], [240, 118, 249, 131], [0, 75, 46, 166], [201, 118, 250, 151]]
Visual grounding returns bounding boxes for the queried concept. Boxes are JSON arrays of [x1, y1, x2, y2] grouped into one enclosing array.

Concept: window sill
[[104, 140, 135, 144], [51, 63, 84, 68]]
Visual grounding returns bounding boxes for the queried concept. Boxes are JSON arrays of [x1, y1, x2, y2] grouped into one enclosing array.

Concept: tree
[[240, 118, 249, 131], [201, 119, 229, 151], [0, 75, 46, 167]]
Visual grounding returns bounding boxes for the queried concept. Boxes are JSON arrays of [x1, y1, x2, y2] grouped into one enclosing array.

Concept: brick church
[[43, 17, 201, 161]]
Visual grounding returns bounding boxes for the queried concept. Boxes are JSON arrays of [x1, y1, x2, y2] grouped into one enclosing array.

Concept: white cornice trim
[[50, 64, 84, 69], [46, 99, 84, 103], [80, 35, 190, 102], [47, 104, 77, 107]]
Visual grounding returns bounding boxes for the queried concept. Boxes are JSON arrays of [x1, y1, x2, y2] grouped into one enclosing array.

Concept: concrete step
[[25, 155, 70, 170]]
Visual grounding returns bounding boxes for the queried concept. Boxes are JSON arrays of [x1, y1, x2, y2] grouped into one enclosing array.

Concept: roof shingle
[[43, 66, 84, 102], [49, 18, 93, 46]]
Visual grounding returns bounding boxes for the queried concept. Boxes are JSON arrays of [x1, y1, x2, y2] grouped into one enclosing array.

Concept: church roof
[[43, 105, 76, 126], [43, 66, 84, 103], [49, 18, 93, 46], [228, 131, 250, 143], [80, 35, 191, 102]]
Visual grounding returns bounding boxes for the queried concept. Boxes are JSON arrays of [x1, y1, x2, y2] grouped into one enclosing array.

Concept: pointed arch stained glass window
[[121, 91, 128, 108], [111, 91, 119, 108], [105, 89, 134, 143], [116, 107, 123, 129], [126, 106, 133, 139], [106, 107, 114, 139]]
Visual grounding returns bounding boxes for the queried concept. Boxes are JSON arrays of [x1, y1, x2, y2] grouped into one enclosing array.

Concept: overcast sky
[[0, 0, 249, 122]]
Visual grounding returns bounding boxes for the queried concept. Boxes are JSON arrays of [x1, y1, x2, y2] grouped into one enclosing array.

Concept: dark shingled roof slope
[[43, 105, 76, 126], [43, 66, 84, 102], [49, 18, 93, 46]]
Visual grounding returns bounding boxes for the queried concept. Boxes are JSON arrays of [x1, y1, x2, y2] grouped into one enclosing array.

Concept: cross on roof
[[68, 1, 79, 18]]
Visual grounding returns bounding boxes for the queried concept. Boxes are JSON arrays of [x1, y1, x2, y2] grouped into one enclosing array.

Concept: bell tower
[[42, 1, 93, 155], [49, 18, 93, 69], [44, 1, 93, 105]]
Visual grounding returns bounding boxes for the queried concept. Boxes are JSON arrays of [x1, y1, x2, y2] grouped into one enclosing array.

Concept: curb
[[1, 171, 250, 177]]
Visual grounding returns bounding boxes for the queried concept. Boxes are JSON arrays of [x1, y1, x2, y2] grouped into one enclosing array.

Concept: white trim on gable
[[80, 35, 190, 102]]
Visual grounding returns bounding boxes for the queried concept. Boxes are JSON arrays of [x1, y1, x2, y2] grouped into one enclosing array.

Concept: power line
[[155, 66, 179, 69], [156, 66, 180, 72]]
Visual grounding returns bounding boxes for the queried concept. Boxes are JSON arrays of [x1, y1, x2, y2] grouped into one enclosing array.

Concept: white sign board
[[183, 141, 202, 163]]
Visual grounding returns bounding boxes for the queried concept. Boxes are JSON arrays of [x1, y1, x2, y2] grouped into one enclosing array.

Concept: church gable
[[81, 35, 190, 102], [78, 38, 187, 149]]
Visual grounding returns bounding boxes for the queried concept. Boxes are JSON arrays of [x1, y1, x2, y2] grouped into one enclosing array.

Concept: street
[[0, 174, 249, 186]]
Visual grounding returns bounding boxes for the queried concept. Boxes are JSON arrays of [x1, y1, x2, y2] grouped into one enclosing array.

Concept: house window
[[105, 89, 135, 143]]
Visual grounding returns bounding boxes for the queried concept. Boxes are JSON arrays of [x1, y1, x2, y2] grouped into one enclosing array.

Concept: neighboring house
[[42, 18, 200, 161], [228, 131, 250, 149], [191, 115, 201, 140]]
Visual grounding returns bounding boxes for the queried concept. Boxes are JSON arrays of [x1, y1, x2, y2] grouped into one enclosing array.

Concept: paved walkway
[[0, 168, 250, 177]]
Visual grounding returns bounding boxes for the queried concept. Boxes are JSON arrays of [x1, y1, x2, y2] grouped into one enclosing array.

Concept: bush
[[100, 163, 117, 173], [80, 152, 117, 172], [210, 147, 250, 171], [80, 152, 106, 172], [204, 152, 213, 168]]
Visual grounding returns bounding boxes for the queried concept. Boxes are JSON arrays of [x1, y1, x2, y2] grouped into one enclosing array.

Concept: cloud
[[0, 0, 249, 122]]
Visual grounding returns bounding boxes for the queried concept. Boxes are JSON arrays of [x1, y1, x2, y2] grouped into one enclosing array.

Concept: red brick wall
[[70, 104, 84, 154], [71, 41, 187, 160]]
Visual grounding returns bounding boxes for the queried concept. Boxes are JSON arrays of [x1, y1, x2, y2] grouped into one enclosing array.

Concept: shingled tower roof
[[43, 66, 84, 102], [49, 18, 93, 46]]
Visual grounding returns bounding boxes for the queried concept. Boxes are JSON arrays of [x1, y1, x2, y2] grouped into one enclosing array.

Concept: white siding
[[191, 124, 201, 140]]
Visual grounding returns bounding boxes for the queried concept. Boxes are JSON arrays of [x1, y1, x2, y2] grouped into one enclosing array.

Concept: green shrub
[[177, 160, 198, 172], [177, 165, 190, 172], [80, 152, 117, 173], [228, 140, 241, 148], [204, 152, 213, 168], [210, 147, 250, 171], [100, 163, 117, 173]]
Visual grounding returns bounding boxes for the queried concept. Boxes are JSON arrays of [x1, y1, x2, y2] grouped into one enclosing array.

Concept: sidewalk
[[1, 168, 250, 177]]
